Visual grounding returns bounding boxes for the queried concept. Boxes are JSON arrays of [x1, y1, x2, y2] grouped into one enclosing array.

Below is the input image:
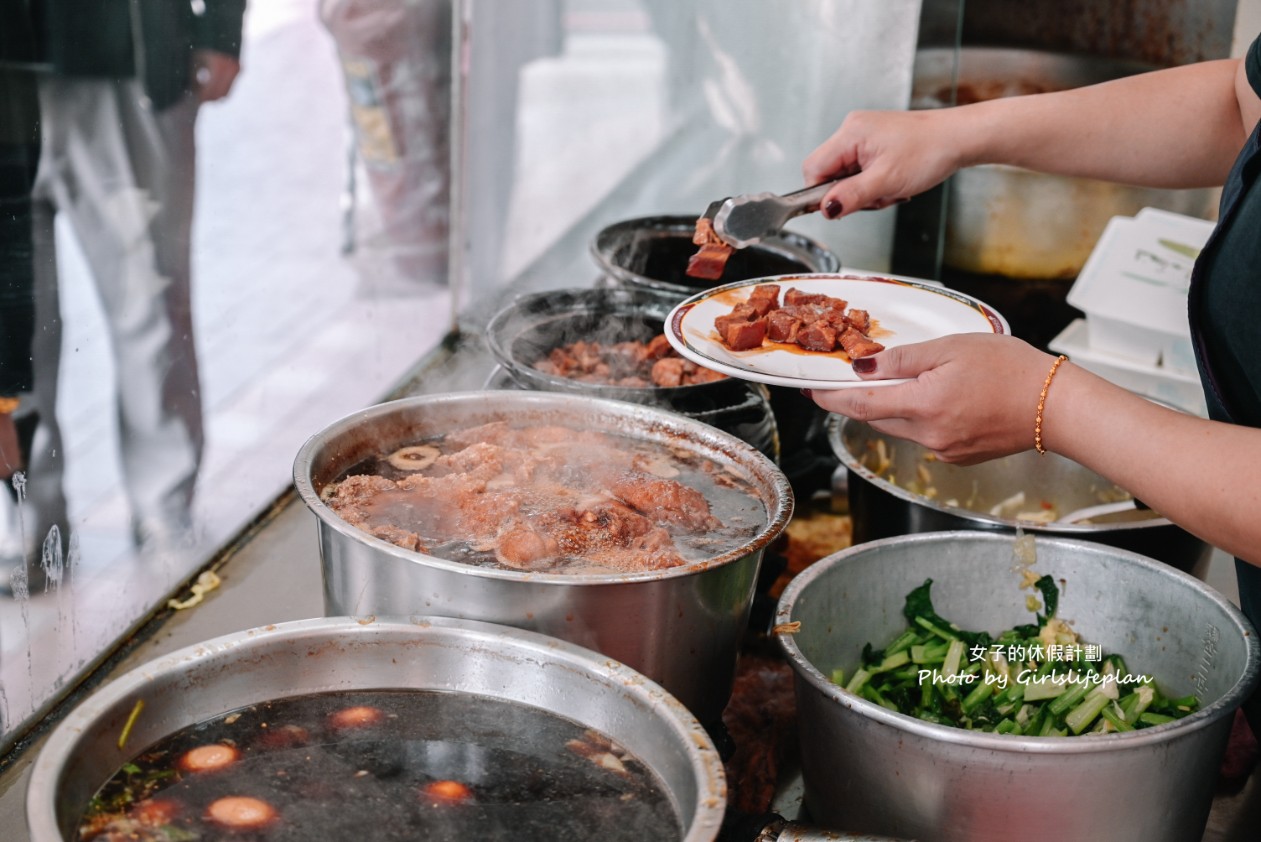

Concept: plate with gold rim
[[665, 272, 1009, 390]]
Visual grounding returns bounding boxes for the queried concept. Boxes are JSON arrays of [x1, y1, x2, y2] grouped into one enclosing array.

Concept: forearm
[[947, 59, 1250, 188], [1043, 364, 1261, 566]]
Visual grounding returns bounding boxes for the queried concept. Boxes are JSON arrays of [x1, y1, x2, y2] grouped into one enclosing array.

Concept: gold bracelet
[[0, 396, 20, 415], [1034, 355, 1067, 455]]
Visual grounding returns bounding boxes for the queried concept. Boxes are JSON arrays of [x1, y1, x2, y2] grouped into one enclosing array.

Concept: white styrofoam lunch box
[[1066, 208, 1213, 375]]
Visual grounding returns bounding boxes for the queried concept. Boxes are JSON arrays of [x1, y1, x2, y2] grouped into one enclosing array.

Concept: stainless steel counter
[[1, 493, 1258, 840]]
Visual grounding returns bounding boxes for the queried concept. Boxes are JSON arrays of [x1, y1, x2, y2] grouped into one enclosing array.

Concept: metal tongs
[[702, 179, 841, 249]]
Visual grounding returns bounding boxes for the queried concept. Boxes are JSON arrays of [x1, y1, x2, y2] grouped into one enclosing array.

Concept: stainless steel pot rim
[[481, 366, 772, 419], [294, 390, 793, 585], [827, 416, 1175, 534], [27, 615, 729, 842], [589, 214, 841, 287], [914, 46, 1158, 91], [592, 214, 836, 251], [774, 530, 1261, 755], [484, 286, 737, 399]]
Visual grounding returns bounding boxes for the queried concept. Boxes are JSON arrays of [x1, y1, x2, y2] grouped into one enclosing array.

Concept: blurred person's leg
[[30, 76, 203, 549], [22, 193, 70, 567], [0, 66, 49, 586]]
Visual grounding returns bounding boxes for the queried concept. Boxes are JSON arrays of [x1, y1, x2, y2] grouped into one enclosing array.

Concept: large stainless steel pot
[[25, 617, 727, 841], [830, 415, 1211, 574], [775, 532, 1260, 842], [591, 214, 840, 302], [913, 48, 1216, 279], [294, 391, 793, 725], [485, 286, 779, 461]]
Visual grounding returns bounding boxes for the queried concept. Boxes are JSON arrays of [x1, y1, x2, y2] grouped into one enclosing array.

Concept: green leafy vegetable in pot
[[832, 577, 1199, 736]]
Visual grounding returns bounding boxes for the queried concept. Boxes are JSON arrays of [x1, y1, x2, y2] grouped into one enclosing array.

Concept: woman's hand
[[193, 50, 242, 103], [802, 109, 970, 218], [0, 412, 21, 481], [806, 334, 1057, 464]]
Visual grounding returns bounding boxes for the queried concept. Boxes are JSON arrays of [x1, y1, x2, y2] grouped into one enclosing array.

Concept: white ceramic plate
[[666, 272, 1009, 390]]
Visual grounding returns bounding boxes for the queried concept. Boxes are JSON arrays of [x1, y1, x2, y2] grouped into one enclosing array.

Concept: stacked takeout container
[[1050, 207, 1213, 415]]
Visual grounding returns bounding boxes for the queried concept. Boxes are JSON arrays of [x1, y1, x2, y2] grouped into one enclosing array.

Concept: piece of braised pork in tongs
[[685, 179, 842, 280]]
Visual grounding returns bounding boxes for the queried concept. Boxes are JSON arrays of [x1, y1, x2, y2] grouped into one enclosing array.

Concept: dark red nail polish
[[852, 357, 877, 374], [823, 199, 842, 219], [800, 388, 813, 400]]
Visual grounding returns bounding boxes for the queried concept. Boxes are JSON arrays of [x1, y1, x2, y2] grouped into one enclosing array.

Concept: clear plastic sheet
[[453, 0, 926, 309]]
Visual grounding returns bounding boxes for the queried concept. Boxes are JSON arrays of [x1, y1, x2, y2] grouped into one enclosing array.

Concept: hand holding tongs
[[702, 179, 842, 249]]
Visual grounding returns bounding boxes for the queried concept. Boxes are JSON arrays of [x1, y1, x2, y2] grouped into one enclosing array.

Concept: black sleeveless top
[[1191, 36, 1261, 428], [1187, 33, 1261, 728]]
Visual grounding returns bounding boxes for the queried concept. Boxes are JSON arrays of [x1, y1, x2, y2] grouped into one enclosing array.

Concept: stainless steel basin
[[26, 617, 727, 842], [776, 531, 1259, 842], [913, 47, 1217, 279], [294, 391, 793, 725], [830, 414, 1211, 574]]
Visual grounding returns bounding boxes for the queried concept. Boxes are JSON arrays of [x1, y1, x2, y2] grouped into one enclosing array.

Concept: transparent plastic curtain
[[451, 0, 927, 315]]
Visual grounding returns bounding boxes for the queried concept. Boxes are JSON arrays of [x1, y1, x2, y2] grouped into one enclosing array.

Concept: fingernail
[[852, 357, 877, 374], [800, 388, 813, 399], [823, 199, 842, 219]]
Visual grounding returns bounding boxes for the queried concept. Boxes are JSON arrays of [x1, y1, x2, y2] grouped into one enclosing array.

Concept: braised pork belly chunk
[[534, 333, 726, 388], [714, 283, 886, 359], [322, 422, 766, 574], [686, 217, 735, 280]]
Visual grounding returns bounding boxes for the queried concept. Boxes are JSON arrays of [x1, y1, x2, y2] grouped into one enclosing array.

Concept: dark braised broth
[[80, 690, 683, 842], [323, 421, 767, 574], [631, 236, 808, 291]]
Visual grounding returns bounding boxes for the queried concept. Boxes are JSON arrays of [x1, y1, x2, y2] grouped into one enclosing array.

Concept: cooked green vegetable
[[836, 578, 1199, 735], [1033, 573, 1058, 624]]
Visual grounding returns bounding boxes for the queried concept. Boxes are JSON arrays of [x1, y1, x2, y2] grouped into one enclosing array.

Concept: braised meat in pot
[[533, 334, 727, 388], [323, 421, 767, 575]]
